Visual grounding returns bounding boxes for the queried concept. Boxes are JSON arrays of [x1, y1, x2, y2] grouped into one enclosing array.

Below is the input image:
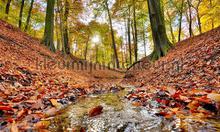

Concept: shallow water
[[49, 86, 220, 132]]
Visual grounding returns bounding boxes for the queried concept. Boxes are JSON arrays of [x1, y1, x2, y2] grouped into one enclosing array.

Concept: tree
[[63, 0, 70, 54], [42, 0, 56, 52], [5, 0, 12, 20], [132, 0, 138, 62], [187, 0, 193, 37], [25, 0, 34, 31], [18, 0, 25, 28], [147, 0, 172, 60], [127, 5, 132, 64], [192, 0, 202, 34], [105, 0, 120, 68]]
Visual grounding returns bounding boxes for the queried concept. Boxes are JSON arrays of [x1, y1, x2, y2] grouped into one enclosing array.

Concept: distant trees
[[5, 0, 12, 20], [42, 0, 56, 52], [25, 0, 34, 31], [1, 0, 220, 65], [18, 0, 25, 28], [147, 0, 172, 60]]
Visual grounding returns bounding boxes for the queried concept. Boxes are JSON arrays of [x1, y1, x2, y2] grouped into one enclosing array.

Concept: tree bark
[[209, 0, 214, 29], [187, 0, 193, 37], [42, 0, 56, 52], [18, 0, 25, 28], [105, 0, 120, 68], [84, 35, 90, 60], [178, 0, 184, 42], [132, 0, 138, 62], [147, 0, 172, 60], [25, 0, 34, 31], [5, 0, 12, 20], [142, 21, 147, 57], [55, 8, 61, 51], [63, 0, 70, 54], [57, 0, 65, 53], [127, 6, 132, 64]]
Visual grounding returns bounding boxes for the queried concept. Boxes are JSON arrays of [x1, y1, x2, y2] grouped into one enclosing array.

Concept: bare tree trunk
[[55, 9, 61, 51], [43, 0, 56, 52], [127, 6, 132, 64], [209, 0, 214, 29], [147, 0, 172, 60], [18, 0, 25, 28], [166, 11, 176, 43], [142, 21, 147, 57], [84, 35, 90, 60], [25, 0, 34, 31], [57, 0, 65, 53], [105, 0, 120, 68], [178, 0, 184, 42], [132, 0, 138, 62], [187, 0, 193, 37], [63, 0, 70, 54], [5, 0, 12, 20]]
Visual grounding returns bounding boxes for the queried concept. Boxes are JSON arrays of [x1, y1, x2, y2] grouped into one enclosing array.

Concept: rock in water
[[88, 105, 103, 117]]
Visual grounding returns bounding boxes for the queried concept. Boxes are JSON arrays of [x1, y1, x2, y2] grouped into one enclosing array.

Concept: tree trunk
[[63, 0, 70, 54], [132, 0, 138, 62], [5, 0, 12, 20], [84, 35, 90, 60], [19, 0, 25, 28], [197, 11, 202, 34], [166, 11, 175, 43], [142, 21, 147, 57], [42, 0, 56, 52], [25, 0, 34, 31], [55, 9, 61, 51], [57, 0, 65, 53], [105, 0, 120, 68], [127, 6, 132, 64], [187, 0, 193, 37], [147, 0, 172, 60], [178, 0, 184, 42], [209, 0, 214, 29]]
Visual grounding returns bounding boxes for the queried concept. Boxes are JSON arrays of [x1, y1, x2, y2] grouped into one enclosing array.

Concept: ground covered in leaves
[[123, 27, 220, 120], [0, 20, 123, 131]]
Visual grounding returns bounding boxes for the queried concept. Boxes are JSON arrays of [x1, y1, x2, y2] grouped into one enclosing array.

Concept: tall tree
[[25, 0, 34, 31], [19, 0, 25, 28], [127, 5, 132, 64], [187, 0, 193, 37], [192, 0, 202, 34], [132, 0, 138, 62], [5, 0, 12, 20], [147, 0, 172, 60], [42, 0, 56, 52], [178, 0, 184, 42], [63, 0, 70, 54], [57, 0, 65, 53], [105, 0, 120, 68]]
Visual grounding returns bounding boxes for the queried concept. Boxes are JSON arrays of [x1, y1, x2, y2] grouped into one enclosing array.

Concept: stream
[[48, 86, 220, 132]]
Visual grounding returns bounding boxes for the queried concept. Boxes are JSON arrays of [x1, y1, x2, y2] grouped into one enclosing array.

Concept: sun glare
[[92, 35, 100, 44]]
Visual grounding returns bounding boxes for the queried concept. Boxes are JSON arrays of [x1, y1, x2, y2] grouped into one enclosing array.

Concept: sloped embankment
[[0, 20, 123, 130], [122, 27, 220, 122], [124, 27, 220, 90]]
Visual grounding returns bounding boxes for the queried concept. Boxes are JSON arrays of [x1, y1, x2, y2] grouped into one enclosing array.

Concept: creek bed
[[48, 85, 220, 132]]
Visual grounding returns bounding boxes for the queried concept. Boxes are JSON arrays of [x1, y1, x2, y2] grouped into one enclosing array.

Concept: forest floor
[[0, 19, 220, 131]]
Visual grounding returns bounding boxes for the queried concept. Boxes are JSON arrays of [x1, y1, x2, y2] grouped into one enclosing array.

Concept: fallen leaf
[[50, 99, 61, 108], [0, 106, 13, 111], [207, 93, 220, 102], [88, 105, 103, 117], [34, 121, 50, 129]]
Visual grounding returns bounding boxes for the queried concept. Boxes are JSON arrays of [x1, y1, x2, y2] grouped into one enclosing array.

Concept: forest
[[0, 0, 220, 131]]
